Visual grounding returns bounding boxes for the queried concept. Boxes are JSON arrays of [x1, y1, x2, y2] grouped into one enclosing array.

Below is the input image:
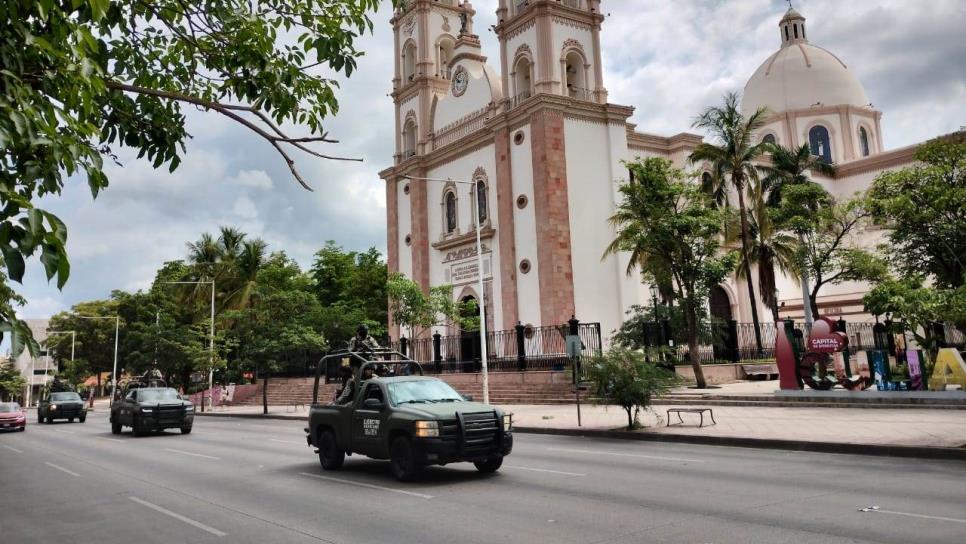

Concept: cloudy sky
[[16, 0, 966, 319]]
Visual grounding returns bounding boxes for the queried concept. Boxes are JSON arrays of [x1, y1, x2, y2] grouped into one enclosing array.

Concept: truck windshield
[[49, 393, 81, 402], [388, 381, 465, 405], [138, 389, 181, 402]]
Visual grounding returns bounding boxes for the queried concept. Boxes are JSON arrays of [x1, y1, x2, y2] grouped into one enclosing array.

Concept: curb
[[195, 411, 305, 421], [513, 426, 966, 461]]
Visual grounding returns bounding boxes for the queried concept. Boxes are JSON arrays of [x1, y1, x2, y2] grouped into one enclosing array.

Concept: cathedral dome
[[741, 9, 870, 117]]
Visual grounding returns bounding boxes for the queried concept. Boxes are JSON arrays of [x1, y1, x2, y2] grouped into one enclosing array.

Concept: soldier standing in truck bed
[[347, 324, 380, 353]]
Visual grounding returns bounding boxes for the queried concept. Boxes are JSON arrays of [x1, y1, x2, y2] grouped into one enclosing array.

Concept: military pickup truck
[[38, 392, 87, 423], [305, 351, 512, 481], [110, 387, 194, 436]]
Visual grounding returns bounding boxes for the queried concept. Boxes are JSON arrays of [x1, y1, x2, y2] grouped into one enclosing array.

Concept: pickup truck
[[305, 356, 512, 481]]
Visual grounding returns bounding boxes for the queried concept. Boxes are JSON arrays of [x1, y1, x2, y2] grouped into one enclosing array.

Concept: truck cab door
[[120, 391, 137, 425], [352, 383, 388, 457]]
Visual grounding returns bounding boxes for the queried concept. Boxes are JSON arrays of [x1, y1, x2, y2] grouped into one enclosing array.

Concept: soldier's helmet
[[357, 324, 368, 336]]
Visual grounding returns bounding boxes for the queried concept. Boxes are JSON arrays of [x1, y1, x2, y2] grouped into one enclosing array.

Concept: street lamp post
[[163, 280, 215, 411], [77, 316, 120, 406], [402, 175, 491, 404]]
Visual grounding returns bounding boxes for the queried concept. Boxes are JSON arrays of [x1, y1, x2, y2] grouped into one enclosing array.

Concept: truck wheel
[[390, 436, 422, 482], [180, 426, 192, 435], [474, 456, 504, 474], [79, 416, 86, 423], [68, 417, 74, 423], [318, 430, 344, 470], [133, 419, 145, 437], [111, 420, 121, 435], [46, 416, 53, 424]]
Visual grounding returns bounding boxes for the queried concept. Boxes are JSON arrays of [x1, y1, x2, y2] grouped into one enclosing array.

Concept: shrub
[[585, 347, 681, 430]]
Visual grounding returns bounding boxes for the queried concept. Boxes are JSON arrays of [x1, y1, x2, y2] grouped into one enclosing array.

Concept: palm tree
[[729, 183, 800, 322], [690, 92, 771, 354], [758, 143, 835, 323]]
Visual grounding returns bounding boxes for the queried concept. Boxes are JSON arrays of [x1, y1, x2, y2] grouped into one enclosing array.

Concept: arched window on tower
[[762, 133, 777, 145], [808, 125, 832, 163], [403, 118, 417, 158], [475, 179, 489, 224], [438, 37, 455, 79], [402, 41, 417, 83], [859, 126, 870, 157], [444, 191, 458, 234], [513, 56, 533, 102], [564, 51, 588, 101]]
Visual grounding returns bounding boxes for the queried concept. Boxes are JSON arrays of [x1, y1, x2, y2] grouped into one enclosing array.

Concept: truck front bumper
[[412, 431, 513, 465]]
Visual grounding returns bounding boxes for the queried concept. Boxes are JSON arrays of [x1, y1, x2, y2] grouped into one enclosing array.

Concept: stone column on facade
[[533, 6, 558, 95], [839, 106, 855, 161], [386, 177, 401, 338], [494, 127, 519, 329], [409, 169, 431, 311], [530, 107, 575, 326]]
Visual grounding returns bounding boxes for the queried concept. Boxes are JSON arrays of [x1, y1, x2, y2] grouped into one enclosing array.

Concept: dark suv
[[110, 387, 194, 436], [38, 392, 87, 423]]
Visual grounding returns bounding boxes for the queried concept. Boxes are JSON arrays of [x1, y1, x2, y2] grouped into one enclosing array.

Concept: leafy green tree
[[310, 242, 388, 346], [866, 132, 965, 290], [0, 0, 381, 352], [585, 347, 681, 430], [778, 190, 887, 317], [386, 273, 477, 340], [690, 92, 771, 354], [0, 360, 26, 402], [48, 299, 122, 395], [606, 158, 737, 388]]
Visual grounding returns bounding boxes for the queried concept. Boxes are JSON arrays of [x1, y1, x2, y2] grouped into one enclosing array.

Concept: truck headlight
[[415, 421, 439, 438], [184, 405, 194, 412], [503, 414, 513, 431], [49, 404, 58, 411], [141, 408, 153, 413]]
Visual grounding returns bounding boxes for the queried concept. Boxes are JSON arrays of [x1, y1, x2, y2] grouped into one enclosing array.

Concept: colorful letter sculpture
[[776, 316, 873, 390], [928, 348, 966, 391], [906, 350, 925, 391]]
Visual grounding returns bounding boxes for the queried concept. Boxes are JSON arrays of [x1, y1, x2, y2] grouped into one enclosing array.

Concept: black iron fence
[[389, 319, 603, 374]]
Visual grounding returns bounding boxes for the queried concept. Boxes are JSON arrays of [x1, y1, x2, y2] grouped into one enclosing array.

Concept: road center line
[[269, 438, 303, 445], [547, 447, 705, 463], [164, 448, 220, 460], [3, 445, 24, 453], [94, 436, 125, 444], [129, 497, 228, 537], [505, 465, 586, 476], [299, 472, 434, 499], [860, 507, 966, 525], [53, 429, 76, 434], [44, 462, 81, 477]]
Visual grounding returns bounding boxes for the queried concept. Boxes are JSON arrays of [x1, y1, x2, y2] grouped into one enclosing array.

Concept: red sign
[[806, 317, 849, 353]]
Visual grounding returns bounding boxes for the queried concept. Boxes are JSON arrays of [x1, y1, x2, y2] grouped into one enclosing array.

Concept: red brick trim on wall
[[530, 108, 575, 325], [494, 127, 519, 329], [409, 171, 431, 313]]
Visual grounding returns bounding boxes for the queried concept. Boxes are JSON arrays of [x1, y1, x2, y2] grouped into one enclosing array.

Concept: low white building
[[380, 1, 934, 343], [10, 319, 53, 406]]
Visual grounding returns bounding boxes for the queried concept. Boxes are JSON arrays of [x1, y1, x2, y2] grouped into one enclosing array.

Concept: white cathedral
[[379, 0, 930, 342]]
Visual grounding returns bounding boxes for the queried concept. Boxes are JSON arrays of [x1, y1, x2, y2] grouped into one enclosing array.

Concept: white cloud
[[14, 0, 965, 318], [230, 169, 274, 190]]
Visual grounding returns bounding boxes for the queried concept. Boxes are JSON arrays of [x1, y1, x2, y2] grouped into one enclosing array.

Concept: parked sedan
[[38, 392, 87, 423], [0, 402, 27, 432]]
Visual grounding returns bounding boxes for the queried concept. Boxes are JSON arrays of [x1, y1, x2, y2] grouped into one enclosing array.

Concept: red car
[[0, 402, 26, 432]]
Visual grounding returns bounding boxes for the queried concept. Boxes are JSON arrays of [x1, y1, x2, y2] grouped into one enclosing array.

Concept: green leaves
[[585, 348, 681, 430]]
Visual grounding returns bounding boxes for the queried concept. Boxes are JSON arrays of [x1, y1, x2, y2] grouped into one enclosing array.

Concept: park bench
[[666, 407, 716, 427], [742, 363, 779, 380]]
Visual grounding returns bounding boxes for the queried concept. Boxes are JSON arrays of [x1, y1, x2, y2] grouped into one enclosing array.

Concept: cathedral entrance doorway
[[710, 286, 734, 361], [459, 295, 482, 371]]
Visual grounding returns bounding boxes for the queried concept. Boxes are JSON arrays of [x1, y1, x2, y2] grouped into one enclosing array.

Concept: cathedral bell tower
[[390, 0, 469, 164], [495, 0, 607, 105]]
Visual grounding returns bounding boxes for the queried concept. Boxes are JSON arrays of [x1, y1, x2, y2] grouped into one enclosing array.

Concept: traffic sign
[[566, 335, 583, 359]]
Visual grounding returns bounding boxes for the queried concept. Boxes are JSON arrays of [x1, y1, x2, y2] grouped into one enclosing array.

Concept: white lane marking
[[129, 497, 228, 537], [859, 506, 966, 525], [269, 438, 303, 445], [53, 429, 76, 434], [505, 465, 586, 477], [299, 472, 434, 500], [45, 462, 81, 477], [3, 445, 24, 453], [94, 436, 125, 444], [164, 448, 220, 460], [547, 447, 705, 463]]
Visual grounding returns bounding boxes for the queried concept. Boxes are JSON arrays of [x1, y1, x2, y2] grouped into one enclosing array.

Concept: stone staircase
[[232, 373, 579, 406]]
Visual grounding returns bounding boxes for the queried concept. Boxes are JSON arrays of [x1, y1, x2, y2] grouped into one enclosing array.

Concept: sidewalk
[[194, 400, 966, 456]]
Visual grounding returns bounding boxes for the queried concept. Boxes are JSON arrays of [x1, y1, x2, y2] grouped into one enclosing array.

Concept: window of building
[[564, 50, 588, 100], [438, 37, 455, 79], [513, 56, 532, 101], [475, 180, 488, 224], [808, 125, 832, 163], [859, 126, 870, 157], [762, 133, 777, 145], [402, 41, 417, 83], [444, 191, 457, 233], [702, 171, 713, 188], [402, 119, 417, 158]]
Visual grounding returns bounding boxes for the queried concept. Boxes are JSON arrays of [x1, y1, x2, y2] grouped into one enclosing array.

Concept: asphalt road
[[1, 408, 964, 544]]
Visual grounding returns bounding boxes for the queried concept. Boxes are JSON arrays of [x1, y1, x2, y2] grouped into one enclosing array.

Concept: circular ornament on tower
[[452, 66, 469, 97], [516, 194, 528, 209]]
